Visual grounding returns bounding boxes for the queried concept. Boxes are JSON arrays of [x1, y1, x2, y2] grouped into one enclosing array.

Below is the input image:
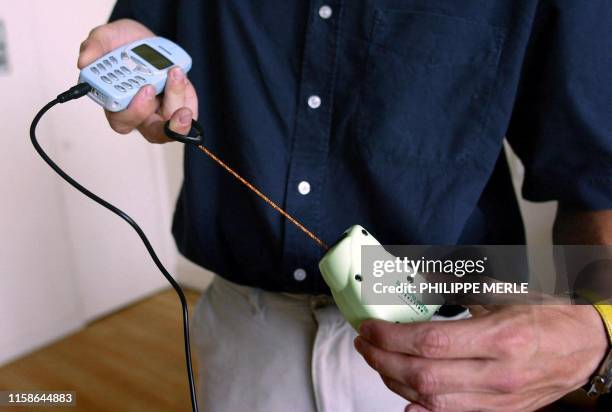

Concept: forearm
[[553, 205, 612, 245]]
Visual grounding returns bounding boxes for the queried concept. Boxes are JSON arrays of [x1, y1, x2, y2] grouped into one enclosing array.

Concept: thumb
[[168, 107, 194, 136]]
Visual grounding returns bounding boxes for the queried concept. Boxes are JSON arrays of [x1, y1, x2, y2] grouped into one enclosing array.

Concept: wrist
[[582, 302, 612, 397]]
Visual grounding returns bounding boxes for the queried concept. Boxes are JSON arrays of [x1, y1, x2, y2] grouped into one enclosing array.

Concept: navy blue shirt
[[111, 0, 612, 294]]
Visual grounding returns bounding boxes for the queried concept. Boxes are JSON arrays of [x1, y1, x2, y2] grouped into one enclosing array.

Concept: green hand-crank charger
[[319, 225, 441, 330]]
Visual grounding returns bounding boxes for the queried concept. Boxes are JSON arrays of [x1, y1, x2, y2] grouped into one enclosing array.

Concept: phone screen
[[131, 44, 173, 70]]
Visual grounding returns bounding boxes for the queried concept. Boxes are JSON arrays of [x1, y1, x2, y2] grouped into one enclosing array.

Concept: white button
[[308, 95, 321, 109], [298, 181, 311, 195], [318, 5, 333, 19], [293, 268, 307, 281]]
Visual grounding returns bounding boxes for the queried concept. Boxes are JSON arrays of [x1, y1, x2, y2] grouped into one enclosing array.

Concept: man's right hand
[[78, 19, 198, 143]]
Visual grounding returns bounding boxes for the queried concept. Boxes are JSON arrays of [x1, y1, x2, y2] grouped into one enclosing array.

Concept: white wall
[[0, 1, 83, 367], [504, 142, 558, 292], [0, 0, 214, 366]]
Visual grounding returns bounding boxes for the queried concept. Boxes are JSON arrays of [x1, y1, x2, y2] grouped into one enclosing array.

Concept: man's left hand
[[354, 305, 608, 412]]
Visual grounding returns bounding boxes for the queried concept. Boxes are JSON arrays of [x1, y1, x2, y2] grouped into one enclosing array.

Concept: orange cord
[[197, 145, 329, 250]]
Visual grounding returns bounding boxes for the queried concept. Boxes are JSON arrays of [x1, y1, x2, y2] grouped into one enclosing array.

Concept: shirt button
[[298, 181, 311, 195], [293, 268, 307, 281], [318, 5, 333, 19], [308, 95, 321, 109]]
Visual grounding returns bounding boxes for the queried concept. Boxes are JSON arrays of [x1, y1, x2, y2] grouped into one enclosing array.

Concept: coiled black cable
[[30, 83, 199, 412]]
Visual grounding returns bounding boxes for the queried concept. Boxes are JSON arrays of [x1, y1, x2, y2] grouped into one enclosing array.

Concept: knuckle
[[109, 121, 132, 135], [420, 394, 447, 412], [130, 101, 153, 119], [412, 368, 437, 395], [493, 371, 524, 393], [417, 328, 449, 358], [167, 79, 186, 94], [88, 25, 107, 39], [493, 328, 533, 359], [381, 376, 396, 392], [365, 350, 381, 371]]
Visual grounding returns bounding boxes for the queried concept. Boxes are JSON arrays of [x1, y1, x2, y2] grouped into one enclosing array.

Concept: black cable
[[30, 83, 199, 412]]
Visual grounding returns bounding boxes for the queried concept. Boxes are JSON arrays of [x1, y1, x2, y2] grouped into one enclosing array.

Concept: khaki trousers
[[192, 275, 424, 412]]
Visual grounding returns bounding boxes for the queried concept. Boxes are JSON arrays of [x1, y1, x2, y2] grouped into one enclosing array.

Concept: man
[[78, 1, 612, 410]]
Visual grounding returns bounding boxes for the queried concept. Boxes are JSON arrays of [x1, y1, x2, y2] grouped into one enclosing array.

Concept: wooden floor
[[0, 288, 604, 411], [0, 288, 200, 412]]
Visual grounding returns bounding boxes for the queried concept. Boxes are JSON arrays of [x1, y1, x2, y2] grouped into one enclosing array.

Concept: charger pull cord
[[30, 83, 199, 412]]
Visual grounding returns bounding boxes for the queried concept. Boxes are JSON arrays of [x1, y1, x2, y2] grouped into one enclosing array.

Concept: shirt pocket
[[356, 9, 506, 164]]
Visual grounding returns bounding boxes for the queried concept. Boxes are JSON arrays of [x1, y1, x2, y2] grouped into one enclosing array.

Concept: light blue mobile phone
[[78, 37, 192, 112]]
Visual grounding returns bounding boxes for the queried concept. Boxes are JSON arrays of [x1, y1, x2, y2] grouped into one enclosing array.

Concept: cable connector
[[57, 83, 92, 103]]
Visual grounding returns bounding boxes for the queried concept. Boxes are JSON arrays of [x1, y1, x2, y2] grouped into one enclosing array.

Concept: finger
[[380, 376, 420, 404], [161, 67, 187, 119], [381, 377, 500, 412], [78, 20, 152, 69], [184, 79, 199, 119], [105, 85, 158, 134], [138, 107, 193, 144], [405, 404, 429, 412], [404, 403, 431, 412], [78, 24, 124, 68], [168, 107, 194, 135], [359, 316, 498, 359], [354, 337, 495, 395]]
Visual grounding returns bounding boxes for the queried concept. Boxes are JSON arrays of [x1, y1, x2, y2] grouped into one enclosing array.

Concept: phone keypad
[[89, 53, 153, 94]]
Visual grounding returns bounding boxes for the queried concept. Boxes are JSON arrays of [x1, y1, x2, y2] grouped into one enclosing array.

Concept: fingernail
[[172, 68, 184, 80], [179, 112, 191, 125], [144, 86, 154, 98]]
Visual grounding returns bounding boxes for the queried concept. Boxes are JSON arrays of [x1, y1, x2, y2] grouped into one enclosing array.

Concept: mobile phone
[[78, 37, 192, 112]]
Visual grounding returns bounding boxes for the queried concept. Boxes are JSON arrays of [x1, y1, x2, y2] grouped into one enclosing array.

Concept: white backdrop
[[0, 0, 211, 366]]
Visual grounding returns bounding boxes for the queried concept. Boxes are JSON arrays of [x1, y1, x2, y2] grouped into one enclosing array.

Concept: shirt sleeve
[[506, 0, 612, 210], [108, 0, 177, 39]]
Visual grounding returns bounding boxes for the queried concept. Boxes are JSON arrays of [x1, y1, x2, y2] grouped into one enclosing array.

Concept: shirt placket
[[282, 1, 342, 290]]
